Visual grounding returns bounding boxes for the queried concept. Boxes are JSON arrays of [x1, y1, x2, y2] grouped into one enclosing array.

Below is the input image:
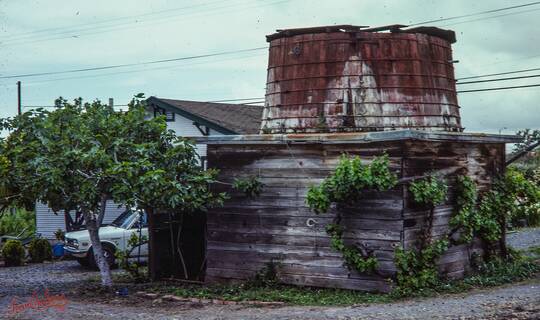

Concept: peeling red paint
[[261, 26, 462, 134]]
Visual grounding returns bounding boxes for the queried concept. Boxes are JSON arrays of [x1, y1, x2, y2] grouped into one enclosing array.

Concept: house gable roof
[[147, 96, 263, 135]]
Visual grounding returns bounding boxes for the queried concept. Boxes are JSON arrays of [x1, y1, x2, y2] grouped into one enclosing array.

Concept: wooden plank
[[205, 267, 392, 292], [208, 205, 403, 220], [207, 230, 401, 250], [208, 224, 402, 241], [207, 242, 396, 261], [208, 214, 404, 231], [206, 249, 397, 272], [278, 273, 392, 293]]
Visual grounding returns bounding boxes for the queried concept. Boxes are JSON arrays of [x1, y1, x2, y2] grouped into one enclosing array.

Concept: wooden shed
[[183, 130, 519, 292], [147, 25, 520, 292]]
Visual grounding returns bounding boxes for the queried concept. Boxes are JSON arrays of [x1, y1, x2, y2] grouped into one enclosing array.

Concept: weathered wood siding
[[206, 142, 404, 292], [205, 140, 505, 291], [402, 141, 505, 278]]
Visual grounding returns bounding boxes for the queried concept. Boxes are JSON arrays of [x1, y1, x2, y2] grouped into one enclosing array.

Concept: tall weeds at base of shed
[[115, 232, 149, 282], [246, 259, 282, 288]]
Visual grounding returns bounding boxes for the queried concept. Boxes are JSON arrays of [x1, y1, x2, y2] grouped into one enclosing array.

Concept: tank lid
[[266, 24, 456, 43]]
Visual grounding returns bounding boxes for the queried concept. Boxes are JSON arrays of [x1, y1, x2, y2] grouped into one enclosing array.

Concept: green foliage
[[28, 238, 52, 263], [393, 238, 449, 295], [513, 129, 540, 155], [233, 176, 264, 198], [306, 154, 396, 274], [450, 171, 539, 247], [326, 224, 378, 273], [0, 208, 35, 238], [477, 169, 540, 242], [166, 283, 391, 306], [154, 254, 538, 304], [461, 255, 539, 287], [1, 239, 25, 266], [409, 175, 448, 206], [0, 95, 226, 216], [115, 232, 149, 281], [394, 176, 450, 293], [450, 176, 481, 243], [247, 259, 282, 288], [54, 229, 65, 241], [307, 154, 398, 213], [0, 94, 227, 285]]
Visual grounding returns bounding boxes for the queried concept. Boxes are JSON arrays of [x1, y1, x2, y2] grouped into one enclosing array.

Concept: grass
[[139, 256, 540, 306], [83, 250, 540, 306], [163, 284, 393, 306]]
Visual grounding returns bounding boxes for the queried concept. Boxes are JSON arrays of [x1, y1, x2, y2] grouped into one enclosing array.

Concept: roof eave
[[191, 130, 521, 145]]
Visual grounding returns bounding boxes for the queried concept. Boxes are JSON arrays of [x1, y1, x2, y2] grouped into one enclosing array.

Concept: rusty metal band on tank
[[260, 24, 462, 133]]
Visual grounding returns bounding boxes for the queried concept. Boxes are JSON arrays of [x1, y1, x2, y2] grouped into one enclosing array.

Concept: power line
[[0, 0, 230, 41], [456, 74, 540, 85], [456, 67, 540, 80], [0, 47, 267, 79], [438, 7, 540, 27], [409, 1, 540, 26], [457, 83, 540, 93], [0, 0, 289, 46], [21, 51, 266, 86]]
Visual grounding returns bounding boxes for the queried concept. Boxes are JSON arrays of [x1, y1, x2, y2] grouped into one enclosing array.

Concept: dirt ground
[[1, 228, 539, 320]]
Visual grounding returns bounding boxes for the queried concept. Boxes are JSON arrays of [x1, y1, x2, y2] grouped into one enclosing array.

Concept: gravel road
[[1, 228, 539, 320]]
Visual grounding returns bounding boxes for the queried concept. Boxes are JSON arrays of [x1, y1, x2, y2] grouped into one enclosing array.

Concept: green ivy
[[394, 238, 449, 295], [394, 175, 449, 293], [451, 170, 539, 248], [307, 154, 398, 214], [326, 224, 378, 273], [233, 176, 264, 198], [306, 154, 397, 274], [409, 175, 448, 206], [450, 175, 481, 243]]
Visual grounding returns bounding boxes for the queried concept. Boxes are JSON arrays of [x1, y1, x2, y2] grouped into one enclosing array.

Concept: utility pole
[[17, 81, 21, 115]]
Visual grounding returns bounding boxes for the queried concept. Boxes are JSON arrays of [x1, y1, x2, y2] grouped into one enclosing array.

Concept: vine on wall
[[233, 176, 265, 198], [396, 169, 540, 293], [306, 154, 398, 274], [394, 175, 449, 293], [450, 169, 540, 257]]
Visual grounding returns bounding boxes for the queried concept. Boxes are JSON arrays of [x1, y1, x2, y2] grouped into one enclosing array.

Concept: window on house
[[153, 107, 175, 122]]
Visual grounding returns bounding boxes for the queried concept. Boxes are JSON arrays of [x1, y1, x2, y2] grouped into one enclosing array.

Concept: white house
[[36, 97, 263, 239]]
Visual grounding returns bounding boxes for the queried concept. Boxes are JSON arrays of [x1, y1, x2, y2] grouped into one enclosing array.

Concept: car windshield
[[110, 210, 137, 229]]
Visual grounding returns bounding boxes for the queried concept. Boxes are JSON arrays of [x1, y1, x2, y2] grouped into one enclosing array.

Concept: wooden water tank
[[261, 25, 462, 133]]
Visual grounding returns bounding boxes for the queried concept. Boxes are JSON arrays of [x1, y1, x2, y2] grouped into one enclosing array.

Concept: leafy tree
[[513, 129, 540, 155], [0, 94, 226, 287]]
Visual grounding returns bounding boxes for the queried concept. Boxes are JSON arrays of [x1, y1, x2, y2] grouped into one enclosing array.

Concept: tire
[[88, 245, 116, 270], [77, 258, 90, 267]]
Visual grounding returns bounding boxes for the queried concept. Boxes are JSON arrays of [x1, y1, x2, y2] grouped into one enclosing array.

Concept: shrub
[[28, 238, 52, 263], [1, 239, 25, 266], [0, 208, 35, 238], [54, 229, 65, 241], [116, 232, 148, 281]]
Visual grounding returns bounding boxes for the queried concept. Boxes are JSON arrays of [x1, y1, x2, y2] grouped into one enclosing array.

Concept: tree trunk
[[146, 207, 157, 281], [83, 204, 113, 288], [97, 194, 107, 227]]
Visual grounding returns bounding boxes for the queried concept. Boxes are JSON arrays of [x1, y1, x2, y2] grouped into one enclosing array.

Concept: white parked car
[[64, 209, 148, 268]]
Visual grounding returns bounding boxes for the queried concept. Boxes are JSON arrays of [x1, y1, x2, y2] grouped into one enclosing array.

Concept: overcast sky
[[0, 0, 539, 134]]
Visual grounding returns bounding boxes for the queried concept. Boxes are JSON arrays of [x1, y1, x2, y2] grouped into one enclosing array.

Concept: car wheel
[[88, 246, 116, 269], [77, 258, 90, 267]]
